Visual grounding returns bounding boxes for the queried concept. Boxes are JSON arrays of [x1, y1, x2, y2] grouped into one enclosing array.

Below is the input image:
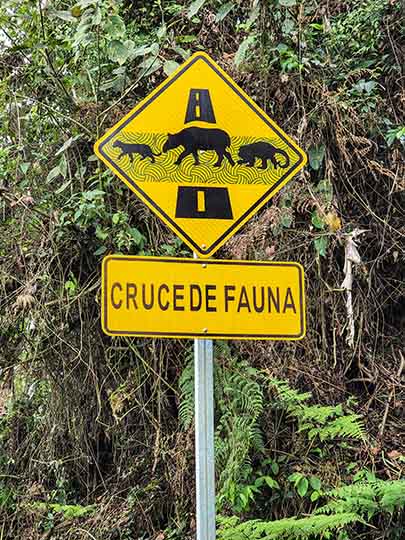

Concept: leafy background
[[0, 0, 404, 539]]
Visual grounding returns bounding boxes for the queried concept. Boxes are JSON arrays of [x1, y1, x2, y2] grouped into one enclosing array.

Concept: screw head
[[203, 328, 208, 333]]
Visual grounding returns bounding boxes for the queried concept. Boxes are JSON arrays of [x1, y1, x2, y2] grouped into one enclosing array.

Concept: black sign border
[[102, 257, 305, 340], [97, 54, 305, 256]]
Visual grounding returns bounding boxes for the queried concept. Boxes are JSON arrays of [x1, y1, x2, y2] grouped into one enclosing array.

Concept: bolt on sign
[[102, 256, 306, 340], [94, 52, 307, 258]]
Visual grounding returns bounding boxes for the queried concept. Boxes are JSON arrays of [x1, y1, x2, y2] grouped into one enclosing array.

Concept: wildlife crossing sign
[[94, 52, 307, 258], [102, 256, 306, 340]]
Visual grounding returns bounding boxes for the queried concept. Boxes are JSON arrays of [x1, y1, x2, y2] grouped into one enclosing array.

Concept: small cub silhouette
[[162, 127, 235, 167], [113, 140, 161, 163], [238, 142, 290, 170]]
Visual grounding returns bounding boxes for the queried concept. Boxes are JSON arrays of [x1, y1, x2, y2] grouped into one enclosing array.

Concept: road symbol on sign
[[185, 89, 216, 123], [94, 52, 307, 257], [175, 186, 233, 219]]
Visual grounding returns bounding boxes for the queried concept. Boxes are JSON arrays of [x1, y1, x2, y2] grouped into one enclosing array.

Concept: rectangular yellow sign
[[102, 256, 305, 340]]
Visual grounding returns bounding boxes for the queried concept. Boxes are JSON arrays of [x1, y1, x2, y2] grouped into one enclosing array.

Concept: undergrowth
[[218, 477, 405, 540], [178, 348, 404, 538], [0, 0, 404, 538]]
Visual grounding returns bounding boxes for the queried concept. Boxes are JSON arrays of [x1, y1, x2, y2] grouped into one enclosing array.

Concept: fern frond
[[178, 357, 194, 429], [214, 360, 265, 508], [215, 340, 232, 359], [268, 378, 366, 442], [250, 424, 265, 452], [317, 479, 405, 518], [217, 512, 362, 540], [378, 479, 405, 512], [269, 378, 312, 412], [299, 404, 342, 423], [306, 414, 365, 441]]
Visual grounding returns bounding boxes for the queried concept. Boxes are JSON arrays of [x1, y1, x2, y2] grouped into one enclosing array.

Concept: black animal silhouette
[[238, 142, 290, 169], [162, 127, 235, 167], [113, 140, 161, 163]]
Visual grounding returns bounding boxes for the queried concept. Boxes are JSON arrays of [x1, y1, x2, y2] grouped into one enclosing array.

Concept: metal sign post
[[194, 338, 216, 540], [194, 248, 215, 540]]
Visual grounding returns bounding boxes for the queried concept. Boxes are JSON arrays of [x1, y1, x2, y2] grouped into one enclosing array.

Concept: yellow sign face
[[102, 256, 306, 340], [95, 52, 307, 258]]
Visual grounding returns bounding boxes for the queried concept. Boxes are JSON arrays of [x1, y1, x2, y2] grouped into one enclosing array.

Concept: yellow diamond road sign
[[95, 52, 307, 258]]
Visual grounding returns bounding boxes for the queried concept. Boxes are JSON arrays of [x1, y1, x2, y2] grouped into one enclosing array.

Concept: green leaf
[[277, 43, 289, 53], [234, 35, 256, 68], [297, 477, 309, 497], [311, 210, 325, 230], [51, 10, 76, 22], [353, 79, 378, 94], [55, 180, 71, 194], [55, 137, 74, 156], [288, 472, 303, 484], [238, 492, 248, 508], [163, 60, 180, 76], [278, 0, 297, 6], [31, 503, 95, 519], [308, 145, 325, 170], [215, 2, 234, 22], [264, 476, 280, 489], [314, 236, 329, 257], [311, 490, 321, 502], [281, 212, 293, 228], [157, 24, 167, 40], [139, 56, 162, 77], [271, 461, 279, 475], [104, 15, 126, 38], [176, 35, 197, 44], [65, 279, 77, 295], [316, 179, 333, 203], [247, 2, 260, 28], [282, 18, 295, 35], [96, 226, 109, 240], [385, 126, 405, 146], [187, 0, 207, 19], [130, 44, 155, 58], [310, 477, 321, 491], [92, 6, 102, 26], [77, 0, 94, 8], [173, 45, 191, 60], [47, 166, 61, 183], [123, 39, 136, 58], [82, 189, 105, 200], [94, 245, 107, 256], [128, 227, 145, 247], [108, 40, 130, 65], [20, 162, 30, 174], [59, 155, 67, 179]]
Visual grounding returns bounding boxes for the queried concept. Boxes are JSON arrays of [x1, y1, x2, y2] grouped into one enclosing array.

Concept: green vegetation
[[180, 357, 404, 538], [0, 0, 403, 539]]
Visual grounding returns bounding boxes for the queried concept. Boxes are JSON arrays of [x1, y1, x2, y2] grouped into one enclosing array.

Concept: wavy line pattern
[[104, 131, 299, 186]]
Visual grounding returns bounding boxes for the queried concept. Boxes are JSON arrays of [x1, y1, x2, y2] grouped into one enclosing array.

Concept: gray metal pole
[[194, 337, 216, 540]]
